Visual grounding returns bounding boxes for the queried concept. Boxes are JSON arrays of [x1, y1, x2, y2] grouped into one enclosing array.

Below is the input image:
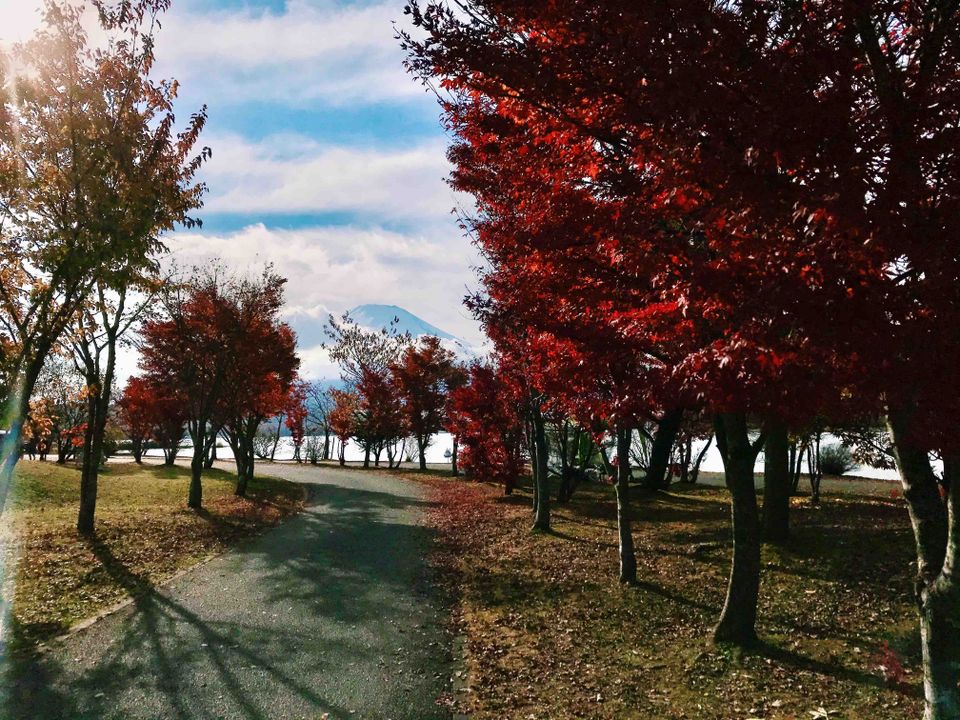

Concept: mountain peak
[[348, 304, 457, 341]]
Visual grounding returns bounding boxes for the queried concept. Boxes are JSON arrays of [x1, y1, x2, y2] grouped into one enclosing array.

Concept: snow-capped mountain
[[287, 304, 483, 379], [348, 304, 457, 341], [347, 304, 481, 361]]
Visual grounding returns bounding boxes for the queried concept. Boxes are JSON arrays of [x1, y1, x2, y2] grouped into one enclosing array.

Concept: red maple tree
[[447, 361, 526, 495], [284, 380, 309, 464], [116, 377, 157, 464], [116, 376, 187, 466], [140, 269, 299, 505], [213, 271, 300, 496], [405, 2, 960, 709], [355, 367, 406, 469], [329, 388, 361, 467], [391, 335, 462, 472]]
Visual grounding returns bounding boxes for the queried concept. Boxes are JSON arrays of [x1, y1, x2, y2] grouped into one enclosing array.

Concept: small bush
[[252, 430, 274, 460], [100, 422, 126, 461], [819, 443, 856, 476], [303, 435, 322, 464]]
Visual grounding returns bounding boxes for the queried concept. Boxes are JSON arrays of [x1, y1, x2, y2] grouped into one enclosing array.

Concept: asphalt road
[[2, 463, 451, 720]]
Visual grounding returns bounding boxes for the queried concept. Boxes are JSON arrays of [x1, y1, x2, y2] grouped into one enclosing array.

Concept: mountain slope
[[287, 304, 482, 379], [348, 304, 457, 341], [347, 304, 480, 360]]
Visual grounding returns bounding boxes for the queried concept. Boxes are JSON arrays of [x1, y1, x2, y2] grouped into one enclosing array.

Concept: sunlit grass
[[2, 461, 303, 649], [419, 474, 923, 719]]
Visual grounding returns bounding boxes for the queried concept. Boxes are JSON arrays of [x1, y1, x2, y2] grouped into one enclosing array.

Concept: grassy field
[[418, 475, 922, 719], [2, 461, 303, 649]]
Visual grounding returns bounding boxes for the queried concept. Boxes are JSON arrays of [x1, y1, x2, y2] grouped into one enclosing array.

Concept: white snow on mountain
[[287, 303, 484, 379], [348, 304, 481, 361]]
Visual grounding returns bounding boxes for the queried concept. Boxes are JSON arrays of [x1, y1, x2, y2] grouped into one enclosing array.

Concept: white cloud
[[2, 1, 425, 107], [155, 0, 422, 106], [167, 222, 484, 377], [0, 1, 110, 52], [0, 0, 487, 380], [294, 344, 340, 381], [202, 132, 458, 221]]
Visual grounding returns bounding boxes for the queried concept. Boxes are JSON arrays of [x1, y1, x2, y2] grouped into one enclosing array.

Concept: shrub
[[100, 421, 126, 462], [252, 429, 275, 460], [303, 435, 322, 464], [819, 443, 856, 476]]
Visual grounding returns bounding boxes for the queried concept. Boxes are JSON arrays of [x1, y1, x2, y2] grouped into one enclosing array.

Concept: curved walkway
[[2, 463, 451, 720]]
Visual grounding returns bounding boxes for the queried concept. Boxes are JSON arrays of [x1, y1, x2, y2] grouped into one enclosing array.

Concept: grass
[[417, 474, 922, 720], [2, 460, 304, 649]]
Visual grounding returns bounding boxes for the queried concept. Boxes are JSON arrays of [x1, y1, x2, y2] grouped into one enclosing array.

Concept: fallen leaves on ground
[[415, 474, 922, 720]]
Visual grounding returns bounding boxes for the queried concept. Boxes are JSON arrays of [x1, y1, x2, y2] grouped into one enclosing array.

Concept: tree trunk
[[557, 422, 572, 502], [792, 441, 807, 493], [924, 451, 960, 720], [339, 441, 346, 466], [188, 422, 206, 509], [418, 436, 428, 471], [204, 439, 217, 469], [451, 435, 459, 476], [504, 441, 515, 495], [269, 415, 282, 461], [887, 408, 960, 719], [788, 441, 797, 489], [566, 425, 584, 499], [78, 340, 117, 536], [887, 408, 947, 583], [247, 443, 256, 491], [762, 422, 791, 545], [77, 389, 99, 536], [236, 464, 250, 496], [690, 434, 713, 484], [323, 430, 331, 461], [363, 444, 370, 469], [527, 418, 537, 510], [0, 417, 22, 513], [77, 432, 100, 535], [713, 413, 762, 645], [810, 433, 823, 504], [615, 427, 637, 584], [919, 575, 960, 720], [235, 452, 247, 496], [230, 435, 245, 496], [807, 443, 821, 504], [56, 437, 69, 464], [531, 402, 551, 532], [0, 352, 47, 513], [231, 422, 256, 497], [189, 450, 203, 508], [679, 435, 692, 483], [596, 436, 614, 477], [132, 437, 143, 464], [644, 408, 683, 490], [235, 444, 254, 497]]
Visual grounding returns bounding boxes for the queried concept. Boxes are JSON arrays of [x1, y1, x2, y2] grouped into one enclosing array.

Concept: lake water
[[143, 431, 904, 480]]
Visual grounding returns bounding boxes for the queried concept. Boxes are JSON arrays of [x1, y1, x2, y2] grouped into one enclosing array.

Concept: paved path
[[2, 464, 451, 720]]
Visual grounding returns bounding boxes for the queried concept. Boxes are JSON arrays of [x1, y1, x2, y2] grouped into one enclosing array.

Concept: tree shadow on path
[[2, 476, 450, 720]]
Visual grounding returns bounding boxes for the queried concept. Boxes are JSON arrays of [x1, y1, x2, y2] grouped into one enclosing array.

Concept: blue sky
[[2, 0, 483, 376]]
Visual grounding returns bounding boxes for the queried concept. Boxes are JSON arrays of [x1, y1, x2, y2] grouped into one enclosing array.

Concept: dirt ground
[[415, 473, 921, 720]]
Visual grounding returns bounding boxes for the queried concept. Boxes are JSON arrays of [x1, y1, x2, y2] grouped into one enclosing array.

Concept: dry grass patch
[[2, 461, 303, 649], [419, 474, 922, 719]]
